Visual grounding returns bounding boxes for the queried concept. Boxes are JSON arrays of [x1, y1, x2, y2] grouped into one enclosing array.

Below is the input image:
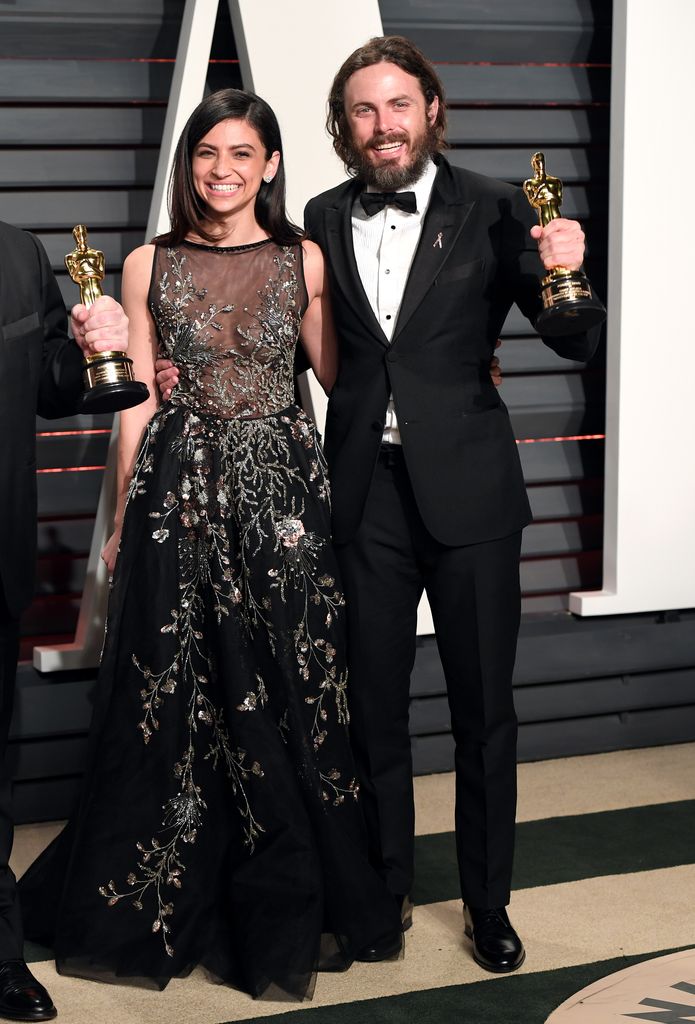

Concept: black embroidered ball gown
[[19, 239, 402, 1000]]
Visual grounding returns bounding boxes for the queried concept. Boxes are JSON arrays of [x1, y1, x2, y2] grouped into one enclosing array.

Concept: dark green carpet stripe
[[230, 946, 695, 1024], [413, 799, 695, 906]]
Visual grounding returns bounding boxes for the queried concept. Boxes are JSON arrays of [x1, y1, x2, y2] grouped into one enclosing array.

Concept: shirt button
[[391, 225, 396, 230], [385, 314, 392, 320], [384, 269, 390, 274]]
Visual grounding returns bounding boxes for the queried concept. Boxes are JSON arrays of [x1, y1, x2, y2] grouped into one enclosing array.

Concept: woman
[[19, 89, 402, 1000]]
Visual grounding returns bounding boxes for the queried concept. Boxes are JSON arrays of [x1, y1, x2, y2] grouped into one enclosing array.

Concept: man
[[156, 36, 599, 974], [304, 37, 598, 972], [0, 220, 129, 1019]]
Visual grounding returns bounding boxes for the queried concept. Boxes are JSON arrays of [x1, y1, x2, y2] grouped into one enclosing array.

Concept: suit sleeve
[[502, 188, 601, 363], [303, 198, 321, 243], [30, 233, 84, 419]]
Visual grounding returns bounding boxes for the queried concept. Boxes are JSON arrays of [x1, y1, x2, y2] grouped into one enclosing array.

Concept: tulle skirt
[[20, 403, 402, 999]]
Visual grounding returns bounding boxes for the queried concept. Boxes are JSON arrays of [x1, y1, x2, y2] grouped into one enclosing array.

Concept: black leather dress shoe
[[0, 960, 57, 1021], [463, 905, 525, 974], [354, 929, 403, 963]]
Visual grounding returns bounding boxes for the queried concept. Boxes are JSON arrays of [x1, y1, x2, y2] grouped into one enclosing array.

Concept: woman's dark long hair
[[155, 88, 303, 246]]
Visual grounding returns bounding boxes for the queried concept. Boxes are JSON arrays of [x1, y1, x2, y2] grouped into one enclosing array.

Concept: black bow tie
[[360, 191, 417, 217]]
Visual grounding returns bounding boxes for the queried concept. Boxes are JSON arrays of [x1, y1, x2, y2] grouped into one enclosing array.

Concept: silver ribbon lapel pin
[[433, 231, 443, 249]]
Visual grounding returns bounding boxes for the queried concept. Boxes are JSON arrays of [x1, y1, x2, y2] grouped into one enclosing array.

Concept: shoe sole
[[0, 1010, 57, 1023]]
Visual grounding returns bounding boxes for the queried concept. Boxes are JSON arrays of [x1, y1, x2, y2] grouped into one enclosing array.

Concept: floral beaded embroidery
[[99, 243, 357, 957], [150, 243, 299, 419]]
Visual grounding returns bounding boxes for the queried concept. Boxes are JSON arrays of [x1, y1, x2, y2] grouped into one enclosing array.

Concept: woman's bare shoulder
[[301, 238, 324, 264], [123, 243, 156, 274]]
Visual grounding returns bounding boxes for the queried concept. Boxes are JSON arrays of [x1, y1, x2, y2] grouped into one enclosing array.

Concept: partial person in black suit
[[155, 36, 600, 974], [302, 37, 599, 973], [0, 220, 128, 1020]]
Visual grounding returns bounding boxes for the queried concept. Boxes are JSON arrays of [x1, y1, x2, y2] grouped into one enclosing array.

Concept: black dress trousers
[[0, 583, 22, 959], [335, 444, 521, 910]]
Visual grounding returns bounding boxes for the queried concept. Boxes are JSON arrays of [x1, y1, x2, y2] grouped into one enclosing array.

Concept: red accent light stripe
[[516, 434, 605, 444], [36, 429, 111, 438], [36, 466, 105, 474]]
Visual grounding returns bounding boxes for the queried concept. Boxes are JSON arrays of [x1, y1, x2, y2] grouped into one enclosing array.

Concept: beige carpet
[[10, 742, 695, 1024]]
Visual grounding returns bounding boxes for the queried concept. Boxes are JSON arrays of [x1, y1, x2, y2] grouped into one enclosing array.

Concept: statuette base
[[80, 351, 149, 413], [535, 269, 606, 337]]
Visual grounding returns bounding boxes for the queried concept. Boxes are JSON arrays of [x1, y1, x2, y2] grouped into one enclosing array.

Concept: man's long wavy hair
[[327, 36, 448, 176]]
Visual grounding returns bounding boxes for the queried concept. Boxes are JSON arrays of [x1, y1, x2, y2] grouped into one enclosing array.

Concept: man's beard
[[350, 120, 437, 190]]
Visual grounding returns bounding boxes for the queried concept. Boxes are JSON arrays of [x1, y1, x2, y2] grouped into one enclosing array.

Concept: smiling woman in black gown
[[19, 88, 402, 1001]]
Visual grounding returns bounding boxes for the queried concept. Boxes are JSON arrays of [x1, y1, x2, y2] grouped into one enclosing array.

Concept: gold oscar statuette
[[523, 152, 606, 336], [65, 224, 149, 413]]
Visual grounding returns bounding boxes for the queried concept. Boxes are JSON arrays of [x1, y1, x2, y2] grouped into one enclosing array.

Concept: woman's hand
[[101, 527, 122, 575], [490, 338, 502, 387]]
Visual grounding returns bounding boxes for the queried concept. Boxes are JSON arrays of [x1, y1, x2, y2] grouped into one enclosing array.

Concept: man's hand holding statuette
[[530, 218, 585, 272], [70, 295, 129, 358]]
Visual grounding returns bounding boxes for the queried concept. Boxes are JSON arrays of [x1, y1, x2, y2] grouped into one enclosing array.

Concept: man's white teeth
[[209, 183, 240, 192], [375, 142, 403, 152]]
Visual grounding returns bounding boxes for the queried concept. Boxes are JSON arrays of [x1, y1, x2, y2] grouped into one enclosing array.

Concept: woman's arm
[[298, 240, 338, 395], [102, 244, 159, 571]]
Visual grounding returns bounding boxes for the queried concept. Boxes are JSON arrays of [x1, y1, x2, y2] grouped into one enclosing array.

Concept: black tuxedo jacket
[[0, 221, 83, 617], [304, 157, 600, 547]]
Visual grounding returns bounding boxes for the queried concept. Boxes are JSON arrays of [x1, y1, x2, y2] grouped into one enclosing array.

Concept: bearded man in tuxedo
[[303, 36, 599, 972], [156, 36, 599, 973], [0, 220, 129, 1019]]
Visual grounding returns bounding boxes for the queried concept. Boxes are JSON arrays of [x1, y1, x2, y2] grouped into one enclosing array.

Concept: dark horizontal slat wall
[[409, 612, 695, 774], [0, 1, 242, 669], [380, 0, 613, 63]]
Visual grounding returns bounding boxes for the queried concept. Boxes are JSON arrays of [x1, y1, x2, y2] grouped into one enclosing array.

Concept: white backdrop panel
[[570, 0, 695, 616]]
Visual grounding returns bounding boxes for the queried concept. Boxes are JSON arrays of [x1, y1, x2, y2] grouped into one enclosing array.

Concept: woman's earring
[[263, 175, 273, 183]]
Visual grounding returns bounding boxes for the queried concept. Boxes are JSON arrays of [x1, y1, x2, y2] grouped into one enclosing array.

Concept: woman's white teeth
[[209, 183, 240, 191]]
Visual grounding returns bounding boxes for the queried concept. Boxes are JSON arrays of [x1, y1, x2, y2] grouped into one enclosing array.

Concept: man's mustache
[[365, 132, 408, 149]]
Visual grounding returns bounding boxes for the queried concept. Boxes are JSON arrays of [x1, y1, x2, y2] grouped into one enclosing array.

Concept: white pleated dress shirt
[[351, 159, 437, 445]]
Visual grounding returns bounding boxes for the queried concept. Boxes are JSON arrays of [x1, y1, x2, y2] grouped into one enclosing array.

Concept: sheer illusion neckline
[[181, 237, 273, 254]]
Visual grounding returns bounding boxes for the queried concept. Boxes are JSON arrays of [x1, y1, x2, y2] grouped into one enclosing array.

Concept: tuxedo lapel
[[324, 189, 389, 349], [392, 165, 476, 341]]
